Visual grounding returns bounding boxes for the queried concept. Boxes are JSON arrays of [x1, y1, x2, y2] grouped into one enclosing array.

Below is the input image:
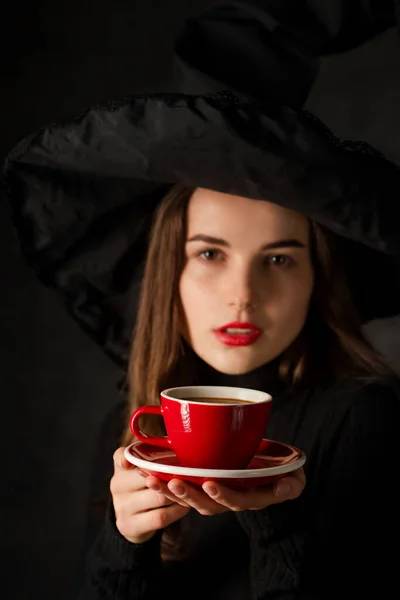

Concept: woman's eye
[[199, 249, 222, 261], [266, 254, 294, 267]]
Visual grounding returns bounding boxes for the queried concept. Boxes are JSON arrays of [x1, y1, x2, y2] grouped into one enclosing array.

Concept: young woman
[[3, 78, 400, 600], [59, 179, 397, 600]]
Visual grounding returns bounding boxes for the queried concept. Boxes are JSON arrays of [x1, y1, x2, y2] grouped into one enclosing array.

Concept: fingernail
[[205, 485, 218, 497], [275, 482, 290, 496], [169, 484, 185, 497], [136, 469, 147, 477], [146, 482, 160, 492]]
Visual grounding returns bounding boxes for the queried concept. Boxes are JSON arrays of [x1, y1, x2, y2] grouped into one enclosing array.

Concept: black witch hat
[[2, 3, 400, 371]]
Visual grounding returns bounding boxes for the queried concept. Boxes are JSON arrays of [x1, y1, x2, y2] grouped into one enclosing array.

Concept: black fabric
[[175, 1, 319, 108], [2, 2, 400, 371], [77, 375, 400, 600], [175, 1, 399, 102], [2, 92, 400, 371]]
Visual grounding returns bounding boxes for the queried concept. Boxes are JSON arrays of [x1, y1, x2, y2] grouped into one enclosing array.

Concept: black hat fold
[[2, 3, 400, 369]]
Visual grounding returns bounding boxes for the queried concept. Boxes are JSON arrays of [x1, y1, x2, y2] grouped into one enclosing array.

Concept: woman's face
[[179, 188, 314, 375]]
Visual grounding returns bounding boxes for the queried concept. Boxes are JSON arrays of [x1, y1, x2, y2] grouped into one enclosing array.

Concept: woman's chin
[[199, 351, 270, 376]]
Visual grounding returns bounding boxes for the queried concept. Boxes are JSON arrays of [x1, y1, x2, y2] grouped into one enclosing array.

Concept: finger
[[145, 476, 191, 508], [113, 447, 134, 471], [115, 486, 177, 516], [165, 479, 227, 515], [293, 467, 306, 487], [110, 461, 149, 495], [202, 474, 305, 511], [141, 502, 191, 532], [110, 468, 147, 496], [273, 473, 305, 499], [119, 502, 191, 543]]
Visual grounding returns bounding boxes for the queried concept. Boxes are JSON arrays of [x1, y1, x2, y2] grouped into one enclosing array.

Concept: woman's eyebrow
[[261, 238, 306, 250], [187, 234, 229, 246], [187, 234, 306, 250]]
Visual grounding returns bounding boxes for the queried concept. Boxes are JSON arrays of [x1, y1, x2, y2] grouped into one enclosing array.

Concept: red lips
[[214, 321, 262, 346]]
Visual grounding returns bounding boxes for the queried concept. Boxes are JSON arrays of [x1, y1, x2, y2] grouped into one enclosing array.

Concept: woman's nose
[[226, 264, 257, 311], [229, 298, 255, 311]]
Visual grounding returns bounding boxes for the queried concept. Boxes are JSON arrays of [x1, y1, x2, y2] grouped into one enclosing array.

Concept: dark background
[[1, 2, 400, 599]]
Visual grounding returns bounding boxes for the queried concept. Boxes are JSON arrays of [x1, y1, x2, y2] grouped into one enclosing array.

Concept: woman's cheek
[[186, 261, 220, 285]]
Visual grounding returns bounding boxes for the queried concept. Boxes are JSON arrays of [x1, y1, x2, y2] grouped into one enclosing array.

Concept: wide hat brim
[[3, 91, 400, 370]]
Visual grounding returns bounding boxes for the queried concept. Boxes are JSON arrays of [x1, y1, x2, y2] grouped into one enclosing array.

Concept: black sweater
[[77, 375, 400, 599]]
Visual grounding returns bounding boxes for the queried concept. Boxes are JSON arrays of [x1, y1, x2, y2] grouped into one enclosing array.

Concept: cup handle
[[129, 405, 171, 449]]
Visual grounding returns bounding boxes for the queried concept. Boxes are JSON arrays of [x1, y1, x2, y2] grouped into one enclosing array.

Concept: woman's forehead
[[187, 188, 309, 239]]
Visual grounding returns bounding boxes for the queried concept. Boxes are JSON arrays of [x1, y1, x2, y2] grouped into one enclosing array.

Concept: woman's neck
[[191, 351, 286, 396]]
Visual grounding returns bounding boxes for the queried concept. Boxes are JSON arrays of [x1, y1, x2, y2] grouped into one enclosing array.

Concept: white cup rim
[[161, 385, 272, 405]]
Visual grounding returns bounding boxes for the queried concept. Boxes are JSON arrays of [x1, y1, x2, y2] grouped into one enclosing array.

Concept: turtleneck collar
[[190, 349, 287, 397]]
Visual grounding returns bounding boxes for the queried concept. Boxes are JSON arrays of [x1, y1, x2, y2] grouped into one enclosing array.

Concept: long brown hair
[[121, 183, 397, 446]]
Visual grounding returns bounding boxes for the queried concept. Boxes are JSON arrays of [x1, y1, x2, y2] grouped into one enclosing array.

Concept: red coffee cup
[[129, 385, 272, 469]]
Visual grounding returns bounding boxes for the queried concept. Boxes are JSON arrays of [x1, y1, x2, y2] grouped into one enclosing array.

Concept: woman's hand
[[110, 447, 191, 545], [145, 468, 306, 515]]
